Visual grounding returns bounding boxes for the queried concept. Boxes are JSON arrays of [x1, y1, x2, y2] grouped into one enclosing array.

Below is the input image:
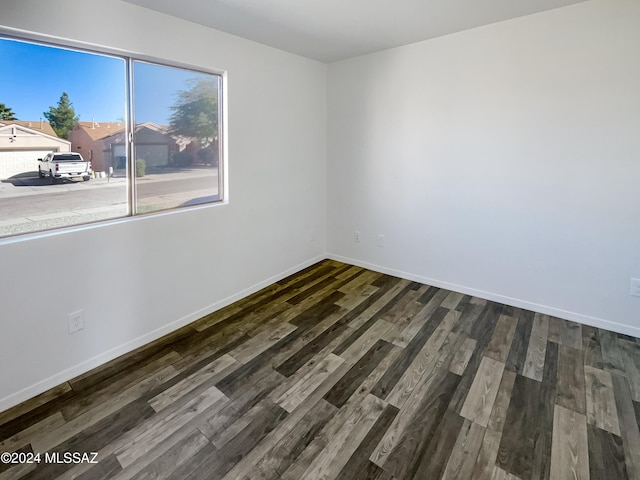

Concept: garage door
[[135, 145, 169, 167], [0, 149, 52, 179], [111, 145, 170, 169]]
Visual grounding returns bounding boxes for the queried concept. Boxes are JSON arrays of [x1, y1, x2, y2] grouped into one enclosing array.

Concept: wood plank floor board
[[472, 428, 502, 480], [370, 306, 448, 400], [0, 383, 72, 437], [452, 302, 486, 338], [448, 304, 503, 414], [416, 285, 440, 305], [612, 373, 640, 479], [114, 385, 227, 468], [286, 291, 345, 329], [0, 411, 66, 455], [505, 311, 534, 375], [619, 339, 640, 402], [333, 403, 398, 480], [379, 290, 425, 326], [371, 368, 460, 479], [582, 325, 604, 370], [522, 313, 549, 382], [412, 409, 464, 480], [385, 328, 451, 409], [496, 374, 542, 479], [2, 261, 640, 480], [276, 353, 345, 413], [202, 368, 284, 441], [560, 319, 583, 350], [529, 341, 558, 480], [601, 330, 627, 375], [346, 279, 413, 332], [220, 366, 350, 480], [67, 327, 195, 394], [335, 284, 379, 311], [298, 393, 386, 480], [440, 418, 486, 480], [344, 461, 395, 480], [449, 335, 477, 376], [21, 399, 156, 480], [484, 314, 517, 364], [336, 269, 381, 295], [587, 424, 629, 480], [286, 272, 351, 306], [441, 291, 465, 310], [455, 294, 473, 313], [332, 283, 417, 355], [556, 344, 587, 415], [148, 354, 236, 413], [585, 365, 621, 436], [338, 319, 396, 364], [550, 404, 589, 480], [275, 278, 404, 377], [460, 356, 505, 428], [29, 364, 179, 453], [170, 328, 248, 370], [246, 399, 337, 480], [62, 351, 183, 420], [468, 302, 503, 345], [184, 402, 288, 480], [487, 370, 516, 434], [324, 340, 395, 408], [127, 428, 211, 480], [392, 289, 449, 348], [73, 454, 123, 480]]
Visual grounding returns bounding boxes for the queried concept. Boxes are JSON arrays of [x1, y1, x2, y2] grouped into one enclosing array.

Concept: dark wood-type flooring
[[2, 260, 640, 479]]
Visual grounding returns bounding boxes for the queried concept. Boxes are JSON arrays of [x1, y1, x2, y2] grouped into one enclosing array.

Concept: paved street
[[0, 168, 219, 238]]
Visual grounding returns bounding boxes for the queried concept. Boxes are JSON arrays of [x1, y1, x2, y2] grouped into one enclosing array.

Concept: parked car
[[38, 152, 92, 183]]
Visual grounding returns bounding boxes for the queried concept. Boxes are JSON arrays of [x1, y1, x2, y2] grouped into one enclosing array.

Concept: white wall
[[327, 0, 640, 335], [0, 0, 326, 410]]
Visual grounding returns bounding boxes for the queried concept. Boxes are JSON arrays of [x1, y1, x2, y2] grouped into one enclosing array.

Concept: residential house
[[0, 121, 70, 179], [67, 121, 125, 172], [68, 121, 179, 172]]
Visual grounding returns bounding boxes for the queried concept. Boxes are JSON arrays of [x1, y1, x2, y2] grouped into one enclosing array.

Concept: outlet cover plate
[[68, 310, 85, 334]]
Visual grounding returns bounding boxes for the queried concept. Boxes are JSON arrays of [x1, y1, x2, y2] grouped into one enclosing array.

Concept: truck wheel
[[83, 176, 90, 182], [49, 171, 56, 184], [38, 167, 45, 178]]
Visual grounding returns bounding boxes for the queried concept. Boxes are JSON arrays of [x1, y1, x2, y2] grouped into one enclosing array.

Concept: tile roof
[[1, 121, 58, 137], [73, 121, 126, 141]]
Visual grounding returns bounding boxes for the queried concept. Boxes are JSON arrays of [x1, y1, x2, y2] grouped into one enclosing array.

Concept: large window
[[0, 35, 223, 239]]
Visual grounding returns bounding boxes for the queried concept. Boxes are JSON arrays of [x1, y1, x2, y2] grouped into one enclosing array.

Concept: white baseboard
[[327, 253, 640, 339], [0, 254, 326, 414]]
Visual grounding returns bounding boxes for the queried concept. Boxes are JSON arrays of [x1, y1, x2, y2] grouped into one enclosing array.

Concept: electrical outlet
[[631, 278, 640, 297], [377, 234, 385, 247], [68, 310, 85, 334], [354, 230, 361, 243]]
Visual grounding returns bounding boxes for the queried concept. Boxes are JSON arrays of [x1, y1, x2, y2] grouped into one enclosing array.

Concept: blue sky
[[0, 37, 210, 125]]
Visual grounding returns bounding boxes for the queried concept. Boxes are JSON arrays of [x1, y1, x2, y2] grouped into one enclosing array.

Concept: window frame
[[0, 27, 227, 243]]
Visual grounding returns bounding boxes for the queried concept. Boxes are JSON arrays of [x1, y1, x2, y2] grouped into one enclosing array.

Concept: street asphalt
[[0, 167, 220, 238]]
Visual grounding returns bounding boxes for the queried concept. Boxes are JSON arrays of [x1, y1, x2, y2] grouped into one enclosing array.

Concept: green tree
[[169, 78, 218, 148], [43, 92, 79, 139], [0, 103, 17, 121]]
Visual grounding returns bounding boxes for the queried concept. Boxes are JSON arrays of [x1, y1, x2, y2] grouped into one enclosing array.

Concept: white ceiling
[[123, 0, 587, 62]]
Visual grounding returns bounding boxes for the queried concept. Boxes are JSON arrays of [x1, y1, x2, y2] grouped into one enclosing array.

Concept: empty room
[[0, 0, 639, 479]]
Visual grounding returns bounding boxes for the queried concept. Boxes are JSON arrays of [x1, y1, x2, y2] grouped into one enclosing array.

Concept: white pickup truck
[[38, 152, 92, 183]]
